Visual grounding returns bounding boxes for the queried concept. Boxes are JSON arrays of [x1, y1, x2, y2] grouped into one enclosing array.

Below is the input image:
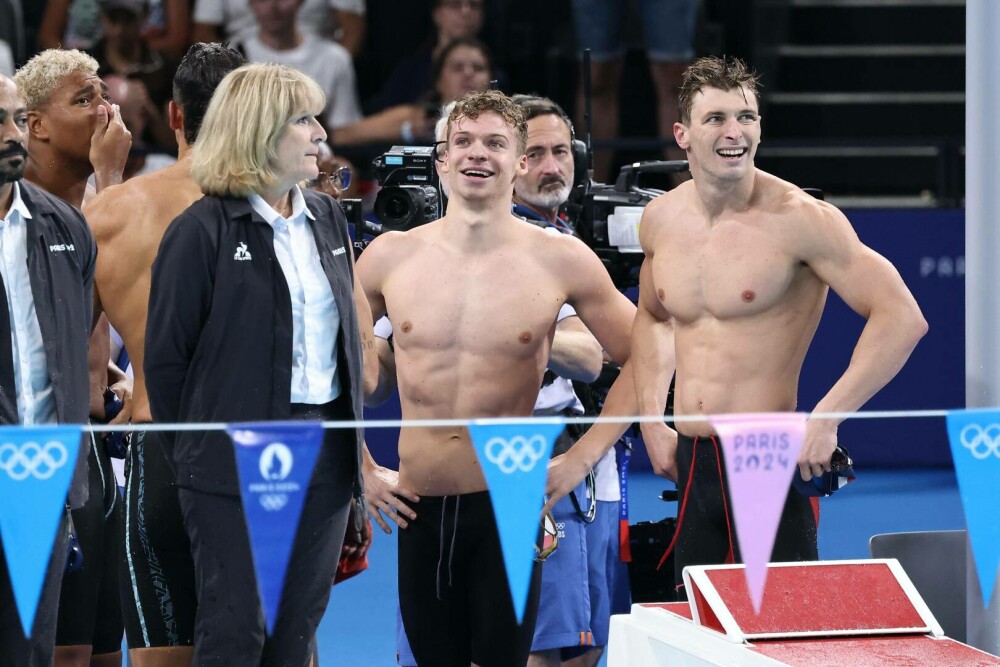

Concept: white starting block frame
[[609, 559, 1000, 667]]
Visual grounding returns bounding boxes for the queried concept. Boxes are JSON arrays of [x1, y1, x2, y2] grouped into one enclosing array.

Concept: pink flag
[[710, 413, 807, 613]]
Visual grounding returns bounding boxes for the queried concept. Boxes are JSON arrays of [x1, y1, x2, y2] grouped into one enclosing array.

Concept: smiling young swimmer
[[631, 56, 927, 595], [357, 90, 639, 667]]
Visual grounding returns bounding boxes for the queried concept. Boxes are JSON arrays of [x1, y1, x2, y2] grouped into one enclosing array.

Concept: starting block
[[608, 559, 1000, 666]]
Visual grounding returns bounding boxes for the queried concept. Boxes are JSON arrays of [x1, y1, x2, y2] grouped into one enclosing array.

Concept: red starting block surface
[[608, 560, 1000, 666]]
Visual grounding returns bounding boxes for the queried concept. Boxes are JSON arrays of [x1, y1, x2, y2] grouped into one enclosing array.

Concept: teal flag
[[468, 419, 564, 623], [0, 425, 83, 635], [945, 409, 1000, 604]]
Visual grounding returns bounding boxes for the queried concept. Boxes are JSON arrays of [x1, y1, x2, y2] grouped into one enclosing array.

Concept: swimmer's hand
[[364, 462, 419, 534], [799, 418, 838, 481], [641, 421, 678, 482], [90, 104, 132, 192], [543, 451, 591, 516]]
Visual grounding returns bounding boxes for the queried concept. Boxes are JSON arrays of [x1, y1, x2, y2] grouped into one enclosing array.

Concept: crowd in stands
[[2, 0, 725, 187]]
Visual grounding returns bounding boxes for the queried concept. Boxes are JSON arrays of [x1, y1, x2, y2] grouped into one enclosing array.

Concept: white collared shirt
[[250, 187, 341, 404], [0, 182, 56, 424]]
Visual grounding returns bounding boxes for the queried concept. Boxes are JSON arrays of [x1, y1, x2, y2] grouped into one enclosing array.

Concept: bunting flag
[[710, 413, 807, 612], [228, 422, 323, 634], [0, 425, 83, 635], [945, 409, 1000, 604], [468, 419, 565, 623]]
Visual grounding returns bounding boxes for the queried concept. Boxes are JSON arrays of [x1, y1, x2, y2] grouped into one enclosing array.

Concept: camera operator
[[511, 95, 634, 667]]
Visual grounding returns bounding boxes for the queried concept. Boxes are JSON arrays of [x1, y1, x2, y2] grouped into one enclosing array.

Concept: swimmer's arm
[[352, 257, 379, 400], [544, 237, 639, 513], [798, 204, 928, 477], [366, 336, 397, 407], [631, 256, 679, 480], [548, 316, 602, 383]]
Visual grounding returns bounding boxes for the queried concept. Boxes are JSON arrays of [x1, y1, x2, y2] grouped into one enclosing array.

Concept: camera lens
[[374, 186, 439, 231]]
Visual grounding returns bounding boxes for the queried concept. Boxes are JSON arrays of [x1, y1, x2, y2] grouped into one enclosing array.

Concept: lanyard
[[616, 435, 632, 562]]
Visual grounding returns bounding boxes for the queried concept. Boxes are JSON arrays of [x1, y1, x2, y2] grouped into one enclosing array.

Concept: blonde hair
[[190, 63, 325, 198], [14, 49, 99, 110]]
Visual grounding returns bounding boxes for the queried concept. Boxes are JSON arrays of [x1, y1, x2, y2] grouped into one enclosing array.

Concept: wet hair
[[14, 49, 99, 110], [172, 42, 247, 145], [447, 89, 527, 154], [510, 94, 574, 138], [190, 63, 324, 198], [678, 56, 761, 125]]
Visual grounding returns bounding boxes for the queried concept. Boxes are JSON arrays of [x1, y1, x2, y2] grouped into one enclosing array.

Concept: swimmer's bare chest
[[652, 217, 799, 323], [384, 249, 565, 362]]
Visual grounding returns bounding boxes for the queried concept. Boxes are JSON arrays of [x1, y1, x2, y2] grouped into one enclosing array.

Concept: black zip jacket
[[144, 190, 364, 497], [0, 180, 96, 508]]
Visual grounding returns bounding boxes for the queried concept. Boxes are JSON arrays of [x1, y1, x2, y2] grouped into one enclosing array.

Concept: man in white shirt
[[0, 73, 98, 667], [233, 0, 362, 135], [193, 0, 366, 56]]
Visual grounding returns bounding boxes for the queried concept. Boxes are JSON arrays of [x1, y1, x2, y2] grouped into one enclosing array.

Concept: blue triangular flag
[[228, 422, 323, 634], [468, 419, 564, 623], [0, 425, 82, 636], [945, 409, 1000, 604]]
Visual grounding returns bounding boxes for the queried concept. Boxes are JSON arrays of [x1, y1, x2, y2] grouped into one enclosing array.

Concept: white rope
[[81, 408, 957, 433]]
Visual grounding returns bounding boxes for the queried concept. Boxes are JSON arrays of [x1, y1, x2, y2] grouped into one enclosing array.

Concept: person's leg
[[90, 436, 124, 666], [642, 0, 699, 169], [529, 485, 593, 665], [468, 492, 543, 667], [398, 495, 472, 667], [0, 509, 70, 667], [178, 487, 266, 666], [570, 0, 625, 183], [673, 435, 737, 600], [120, 430, 196, 666], [261, 437, 354, 667], [55, 437, 104, 666]]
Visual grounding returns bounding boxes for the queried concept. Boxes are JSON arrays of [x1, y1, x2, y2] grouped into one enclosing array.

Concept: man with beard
[[0, 73, 98, 667], [14, 49, 132, 667], [510, 95, 634, 667]]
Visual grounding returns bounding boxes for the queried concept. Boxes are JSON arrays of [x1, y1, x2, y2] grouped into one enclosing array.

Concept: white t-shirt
[[194, 0, 365, 43], [239, 34, 362, 129]]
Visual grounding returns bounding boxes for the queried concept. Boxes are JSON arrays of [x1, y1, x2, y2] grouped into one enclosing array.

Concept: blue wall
[[365, 208, 965, 471]]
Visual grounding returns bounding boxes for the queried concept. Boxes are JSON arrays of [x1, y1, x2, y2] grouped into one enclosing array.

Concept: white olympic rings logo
[[484, 435, 546, 474], [259, 493, 289, 512], [0, 440, 68, 480], [959, 423, 1000, 460]]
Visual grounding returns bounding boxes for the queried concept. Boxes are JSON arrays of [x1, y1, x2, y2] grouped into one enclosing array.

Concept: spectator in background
[[369, 0, 487, 112], [88, 0, 176, 150], [333, 37, 493, 147], [571, 0, 699, 182], [0, 40, 12, 76], [192, 0, 366, 57], [40, 0, 191, 59], [103, 74, 176, 179], [233, 0, 362, 136]]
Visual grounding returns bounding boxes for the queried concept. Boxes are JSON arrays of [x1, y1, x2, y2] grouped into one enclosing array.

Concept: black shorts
[[673, 434, 818, 598], [398, 491, 542, 667], [120, 429, 197, 649], [56, 432, 124, 653], [177, 424, 354, 666]]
